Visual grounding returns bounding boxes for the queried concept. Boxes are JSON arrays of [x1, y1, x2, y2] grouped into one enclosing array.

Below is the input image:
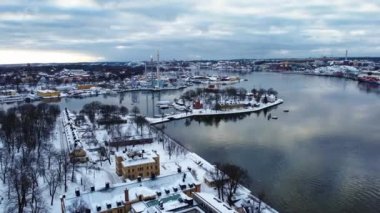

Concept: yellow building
[[37, 89, 60, 98], [69, 148, 88, 163], [77, 84, 94, 90], [115, 150, 160, 180]]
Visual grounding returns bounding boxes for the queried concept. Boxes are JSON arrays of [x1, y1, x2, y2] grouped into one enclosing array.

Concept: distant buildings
[[37, 89, 60, 98]]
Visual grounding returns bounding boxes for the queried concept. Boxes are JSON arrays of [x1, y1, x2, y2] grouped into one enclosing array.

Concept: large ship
[[357, 71, 380, 84], [0, 89, 25, 103]]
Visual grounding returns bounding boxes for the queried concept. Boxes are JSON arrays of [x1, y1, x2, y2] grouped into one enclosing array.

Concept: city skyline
[[0, 0, 379, 64]]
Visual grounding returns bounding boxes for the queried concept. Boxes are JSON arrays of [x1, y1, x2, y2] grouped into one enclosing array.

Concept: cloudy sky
[[0, 0, 379, 64]]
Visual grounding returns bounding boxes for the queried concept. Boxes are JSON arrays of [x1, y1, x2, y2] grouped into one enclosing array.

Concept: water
[[1, 72, 379, 213], [157, 73, 380, 213]]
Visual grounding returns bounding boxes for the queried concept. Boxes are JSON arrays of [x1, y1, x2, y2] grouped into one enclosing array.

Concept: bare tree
[[165, 141, 177, 160], [44, 166, 61, 205], [222, 163, 249, 206], [66, 198, 90, 213], [0, 148, 11, 184], [131, 106, 140, 116], [7, 156, 43, 213], [59, 150, 70, 192], [134, 116, 147, 136], [119, 106, 129, 116], [208, 162, 227, 201]]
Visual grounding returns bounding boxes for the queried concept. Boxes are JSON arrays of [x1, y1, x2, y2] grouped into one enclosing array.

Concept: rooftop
[[116, 149, 158, 167], [64, 171, 199, 212], [194, 192, 237, 213]]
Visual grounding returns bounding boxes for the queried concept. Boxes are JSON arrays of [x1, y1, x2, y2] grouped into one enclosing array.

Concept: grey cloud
[[0, 0, 379, 62]]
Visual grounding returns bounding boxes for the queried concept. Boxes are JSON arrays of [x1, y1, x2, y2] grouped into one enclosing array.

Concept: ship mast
[[156, 50, 160, 81]]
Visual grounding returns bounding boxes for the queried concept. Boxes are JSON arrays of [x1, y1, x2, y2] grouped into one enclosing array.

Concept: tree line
[[0, 103, 66, 212]]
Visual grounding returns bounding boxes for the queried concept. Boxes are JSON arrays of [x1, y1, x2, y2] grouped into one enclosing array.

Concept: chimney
[[75, 188, 80, 197], [185, 198, 194, 206], [105, 182, 110, 189], [96, 205, 101, 212], [90, 186, 95, 192], [106, 203, 112, 209], [124, 188, 129, 202], [177, 167, 182, 173]]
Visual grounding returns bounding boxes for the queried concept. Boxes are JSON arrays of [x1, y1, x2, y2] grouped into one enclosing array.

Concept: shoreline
[[148, 118, 279, 213], [145, 99, 284, 124]]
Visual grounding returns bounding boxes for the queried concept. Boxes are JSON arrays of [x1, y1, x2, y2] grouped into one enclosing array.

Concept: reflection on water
[[160, 73, 380, 213], [357, 82, 380, 96], [157, 106, 278, 128]]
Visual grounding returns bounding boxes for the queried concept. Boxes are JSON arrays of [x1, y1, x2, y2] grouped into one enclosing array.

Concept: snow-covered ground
[[0, 105, 278, 212]]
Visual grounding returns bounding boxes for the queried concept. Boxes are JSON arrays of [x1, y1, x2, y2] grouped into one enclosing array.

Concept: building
[[61, 172, 201, 213], [77, 84, 95, 90], [192, 99, 203, 109], [37, 89, 60, 98], [115, 150, 160, 180], [63, 108, 88, 163]]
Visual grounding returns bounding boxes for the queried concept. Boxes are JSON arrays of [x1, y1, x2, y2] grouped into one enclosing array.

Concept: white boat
[[0, 94, 25, 103], [358, 71, 380, 84], [158, 104, 170, 109], [172, 102, 187, 111], [156, 100, 172, 106]]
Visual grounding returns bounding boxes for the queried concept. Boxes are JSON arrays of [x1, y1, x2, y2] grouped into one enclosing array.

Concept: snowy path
[[98, 167, 121, 184]]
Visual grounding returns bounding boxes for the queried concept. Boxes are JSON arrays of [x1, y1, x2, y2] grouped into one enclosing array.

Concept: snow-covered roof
[[314, 65, 359, 74], [193, 192, 237, 213], [64, 171, 199, 212], [37, 89, 58, 93], [62, 110, 83, 151], [132, 201, 147, 212], [116, 150, 158, 167]]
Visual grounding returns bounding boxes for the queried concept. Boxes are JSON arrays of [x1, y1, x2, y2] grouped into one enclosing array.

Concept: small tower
[[156, 50, 160, 88], [345, 49, 348, 61], [156, 50, 160, 81]]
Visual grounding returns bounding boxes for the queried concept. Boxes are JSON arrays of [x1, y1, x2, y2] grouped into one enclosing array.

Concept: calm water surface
[[1, 72, 378, 213], [158, 73, 380, 213]]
